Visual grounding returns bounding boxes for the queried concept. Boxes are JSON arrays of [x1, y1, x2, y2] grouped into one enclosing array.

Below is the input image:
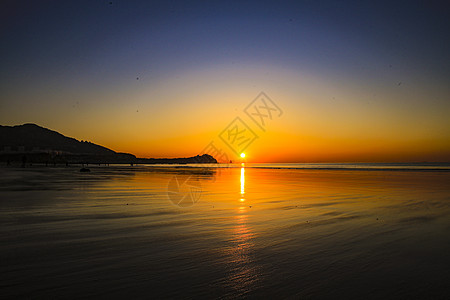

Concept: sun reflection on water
[[240, 167, 245, 201], [223, 166, 261, 295]]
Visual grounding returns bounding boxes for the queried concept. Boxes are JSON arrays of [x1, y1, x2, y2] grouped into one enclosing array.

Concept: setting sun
[[240, 153, 246, 158]]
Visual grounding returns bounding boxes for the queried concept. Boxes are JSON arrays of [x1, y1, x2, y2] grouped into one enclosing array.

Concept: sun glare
[[240, 153, 245, 158]]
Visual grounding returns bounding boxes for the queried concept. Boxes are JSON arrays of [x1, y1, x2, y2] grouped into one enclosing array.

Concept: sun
[[240, 153, 246, 158]]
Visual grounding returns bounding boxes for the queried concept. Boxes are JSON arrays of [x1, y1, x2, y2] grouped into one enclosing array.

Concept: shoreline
[[2, 162, 450, 172]]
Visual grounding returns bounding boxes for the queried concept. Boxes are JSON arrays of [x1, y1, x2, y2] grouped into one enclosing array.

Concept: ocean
[[1, 163, 449, 298]]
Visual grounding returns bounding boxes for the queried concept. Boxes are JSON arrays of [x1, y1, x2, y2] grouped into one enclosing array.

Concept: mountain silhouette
[[0, 123, 217, 165], [0, 123, 116, 155]]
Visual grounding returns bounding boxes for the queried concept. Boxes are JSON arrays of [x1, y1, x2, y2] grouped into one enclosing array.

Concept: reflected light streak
[[240, 167, 245, 198]]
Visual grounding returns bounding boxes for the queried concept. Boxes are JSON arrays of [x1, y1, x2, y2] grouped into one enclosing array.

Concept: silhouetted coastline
[[0, 124, 217, 165]]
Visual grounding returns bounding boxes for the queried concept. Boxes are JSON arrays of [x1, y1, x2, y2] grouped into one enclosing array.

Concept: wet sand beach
[[1, 165, 449, 298]]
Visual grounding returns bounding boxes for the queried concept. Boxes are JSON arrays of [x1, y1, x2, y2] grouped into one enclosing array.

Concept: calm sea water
[[1, 164, 449, 299]]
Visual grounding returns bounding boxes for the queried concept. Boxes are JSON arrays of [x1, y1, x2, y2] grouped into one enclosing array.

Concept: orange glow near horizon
[[86, 67, 450, 163], [3, 66, 449, 163]]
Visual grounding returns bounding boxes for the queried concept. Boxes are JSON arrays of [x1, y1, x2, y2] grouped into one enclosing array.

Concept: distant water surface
[[0, 164, 449, 298]]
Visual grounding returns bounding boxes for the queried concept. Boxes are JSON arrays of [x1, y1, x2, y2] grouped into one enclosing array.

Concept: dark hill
[[0, 123, 115, 155], [0, 124, 217, 165]]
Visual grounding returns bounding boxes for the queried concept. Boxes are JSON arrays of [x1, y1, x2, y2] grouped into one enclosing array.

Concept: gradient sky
[[1, 0, 449, 162]]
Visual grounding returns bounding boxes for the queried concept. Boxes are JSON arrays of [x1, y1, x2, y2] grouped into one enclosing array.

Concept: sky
[[1, 0, 449, 162]]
